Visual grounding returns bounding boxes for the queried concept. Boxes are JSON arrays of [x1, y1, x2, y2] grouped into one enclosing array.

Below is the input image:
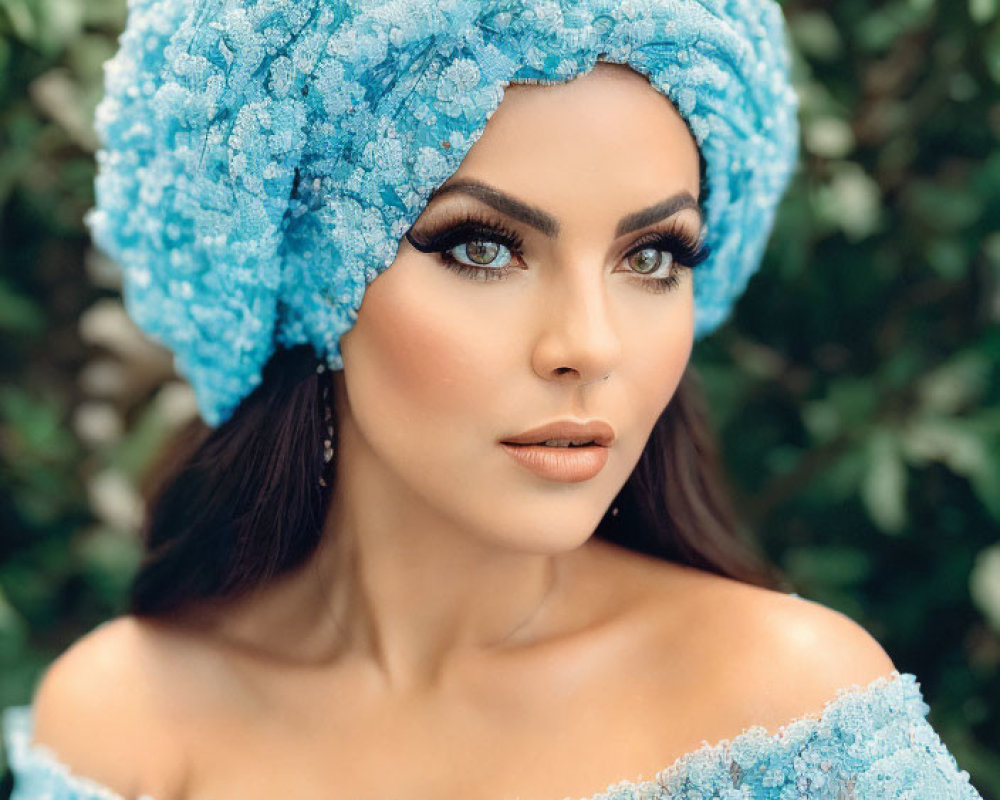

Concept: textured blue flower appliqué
[[86, 0, 801, 426]]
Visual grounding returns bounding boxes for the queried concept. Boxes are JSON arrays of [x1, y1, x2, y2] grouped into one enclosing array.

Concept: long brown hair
[[127, 343, 786, 619]]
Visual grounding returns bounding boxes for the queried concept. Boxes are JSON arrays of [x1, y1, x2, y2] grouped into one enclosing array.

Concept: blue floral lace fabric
[[85, 0, 801, 426], [1, 671, 984, 799]]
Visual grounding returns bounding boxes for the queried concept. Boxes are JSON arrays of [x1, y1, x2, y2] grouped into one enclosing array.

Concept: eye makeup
[[404, 210, 710, 294], [406, 212, 526, 282]]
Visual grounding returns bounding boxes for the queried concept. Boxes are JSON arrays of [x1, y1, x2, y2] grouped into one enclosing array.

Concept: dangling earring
[[317, 362, 336, 488]]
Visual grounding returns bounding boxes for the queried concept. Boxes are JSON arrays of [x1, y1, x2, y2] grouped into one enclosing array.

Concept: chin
[[471, 513, 606, 556]]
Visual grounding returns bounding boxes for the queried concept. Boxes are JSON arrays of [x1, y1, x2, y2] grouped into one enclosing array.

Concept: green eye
[[450, 238, 513, 268], [627, 247, 673, 276]]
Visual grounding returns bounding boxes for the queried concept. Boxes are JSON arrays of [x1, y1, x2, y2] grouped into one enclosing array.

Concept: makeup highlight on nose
[[423, 178, 704, 239]]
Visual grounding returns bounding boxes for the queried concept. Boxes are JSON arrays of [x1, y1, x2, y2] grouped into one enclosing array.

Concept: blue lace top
[[0, 670, 984, 800]]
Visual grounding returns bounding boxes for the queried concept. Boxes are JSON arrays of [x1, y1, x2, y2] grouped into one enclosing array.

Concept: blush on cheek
[[348, 256, 502, 418], [639, 303, 695, 416]]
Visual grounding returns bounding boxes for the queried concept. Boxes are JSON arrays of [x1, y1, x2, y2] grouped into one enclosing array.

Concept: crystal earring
[[317, 362, 336, 488]]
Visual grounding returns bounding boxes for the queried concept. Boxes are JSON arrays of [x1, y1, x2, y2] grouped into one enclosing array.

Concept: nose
[[530, 267, 623, 387]]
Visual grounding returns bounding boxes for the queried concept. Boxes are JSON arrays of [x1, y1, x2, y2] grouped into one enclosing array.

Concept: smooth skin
[[29, 62, 896, 800]]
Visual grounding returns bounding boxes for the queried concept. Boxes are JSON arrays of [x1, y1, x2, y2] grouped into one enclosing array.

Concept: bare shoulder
[[573, 544, 898, 755], [30, 614, 190, 799], [733, 581, 897, 688], [655, 570, 899, 730]]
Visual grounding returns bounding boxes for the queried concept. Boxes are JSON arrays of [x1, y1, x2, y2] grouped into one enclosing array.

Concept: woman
[[1, 0, 984, 798]]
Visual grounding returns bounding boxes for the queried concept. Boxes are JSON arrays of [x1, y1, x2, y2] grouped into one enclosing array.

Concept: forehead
[[440, 63, 702, 204], [418, 64, 703, 235]]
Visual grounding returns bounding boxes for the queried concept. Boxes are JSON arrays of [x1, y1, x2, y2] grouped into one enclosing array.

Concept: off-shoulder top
[[0, 670, 985, 800]]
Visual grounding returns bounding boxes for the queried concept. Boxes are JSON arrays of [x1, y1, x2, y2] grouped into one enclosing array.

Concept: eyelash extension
[[405, 212, 526, 282], [405, 212, 711, 292], [623, 225, 712, 294]]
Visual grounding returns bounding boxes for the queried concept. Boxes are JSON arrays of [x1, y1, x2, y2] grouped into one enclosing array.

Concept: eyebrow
[[424, 178, 704, 238]]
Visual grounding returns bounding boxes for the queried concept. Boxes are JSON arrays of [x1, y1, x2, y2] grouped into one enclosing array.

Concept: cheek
[[626, 284, 695, 422], [341, 256, 503, 428]]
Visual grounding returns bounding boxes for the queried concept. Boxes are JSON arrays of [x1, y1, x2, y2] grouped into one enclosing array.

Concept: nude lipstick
[[499, 419, 614, 483]]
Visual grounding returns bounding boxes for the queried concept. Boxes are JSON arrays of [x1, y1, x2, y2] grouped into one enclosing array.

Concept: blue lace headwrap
[[85, 0, 800, 426]]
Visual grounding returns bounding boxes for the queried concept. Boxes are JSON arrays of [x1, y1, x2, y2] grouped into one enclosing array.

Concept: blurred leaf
[[80, 0, 126, 28], [905, 180, 984, 233], [65, 33, 118, 93], [0, 278, 44, 335], [900, 414, 1000, 520], [901, 416, 993, 474], [969, 0, 998, 23], [86, 468, 143, 533], [789, 11, 843, 61], [812, 162, 884, 241], [72, 526, 141, 609], [0, 0, 35, 42], [28, 68, 99, 151], [32, 0, 84, 57], [986, 23, 1000, 83], [802, 399, 842, 444], [856, 1, 934, 52], [0, 584, 28, 663], [785, 545, 874, 586], [970, 544, 1000, 634], [804, 116, 855, 159], [861, 428, 908, 534], [926, 237, 970, 280], [0, 35, 10, 79], [915, 351, 992, 415], [0, 387, 74, 463], [821, 443, 870, 501], [826, 377, 880, 430], [0, 388, 83, 525]]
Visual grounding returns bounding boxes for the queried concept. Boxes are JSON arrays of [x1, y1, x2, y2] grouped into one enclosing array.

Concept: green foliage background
[[0, 0, 998, 795]]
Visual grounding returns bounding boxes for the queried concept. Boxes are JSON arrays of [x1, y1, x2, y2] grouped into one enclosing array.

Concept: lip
[[499, 442, 610, 482], [500, 419, 616, 447], [499, 418, 614, 483]]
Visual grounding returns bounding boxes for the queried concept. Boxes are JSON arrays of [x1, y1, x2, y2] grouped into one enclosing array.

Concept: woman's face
[[333, 61, 702, 554]]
